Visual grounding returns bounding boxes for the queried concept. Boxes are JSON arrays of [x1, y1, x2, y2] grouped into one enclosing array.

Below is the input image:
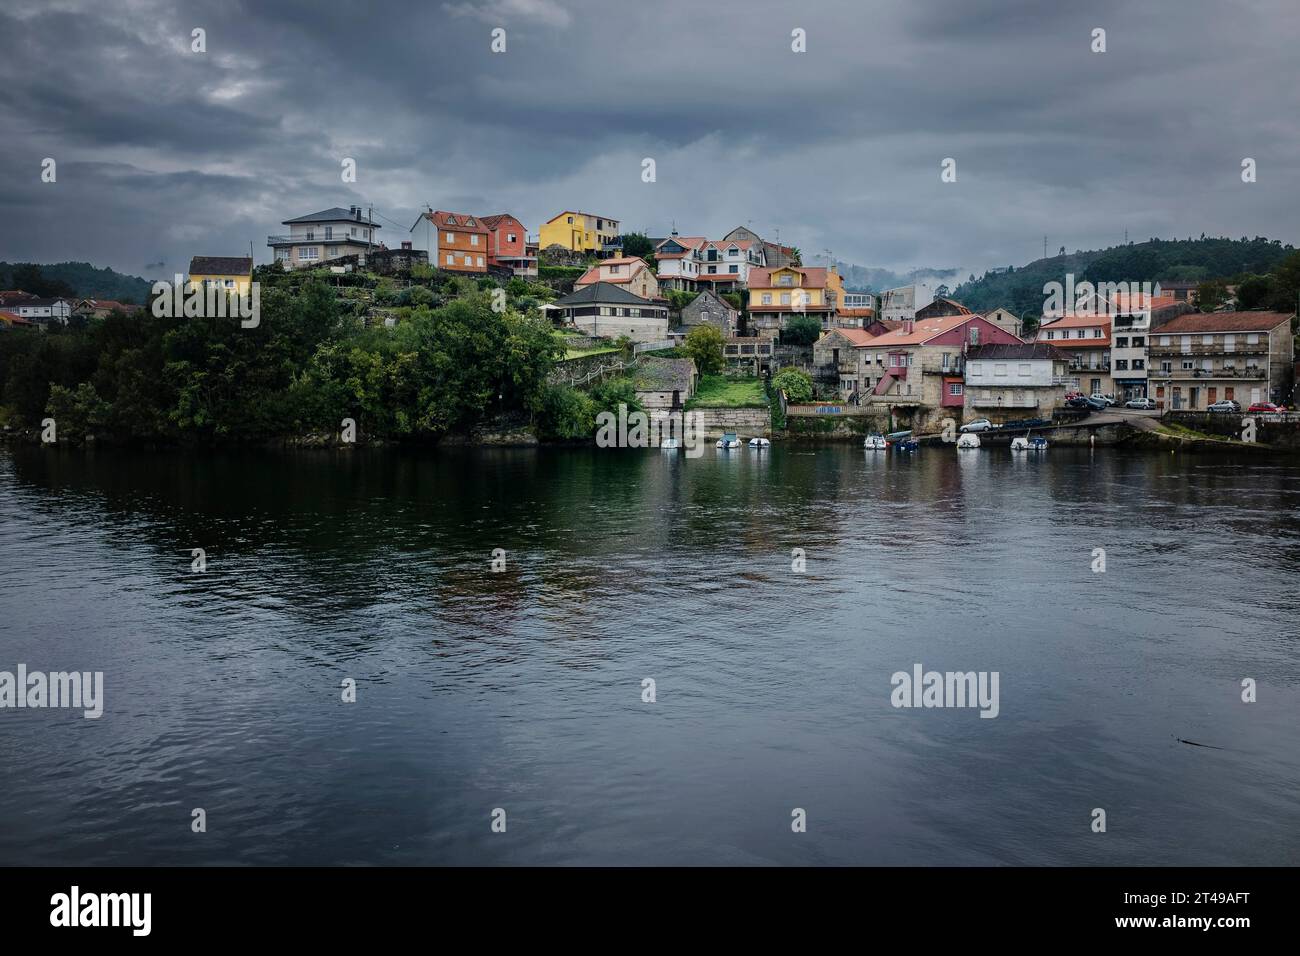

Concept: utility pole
[[1043, 235, 1047, 260]]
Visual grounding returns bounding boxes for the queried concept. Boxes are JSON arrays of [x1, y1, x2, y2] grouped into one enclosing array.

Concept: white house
[[2, 297, 73, 325], [963, 342, 1070, 420], [653, 232, 765, 291], [268, 206, 380, 269]]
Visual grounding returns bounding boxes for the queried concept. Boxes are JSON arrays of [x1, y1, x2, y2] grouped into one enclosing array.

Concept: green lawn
[[553, 331, 619, 360], [686, 375, 767, 408]]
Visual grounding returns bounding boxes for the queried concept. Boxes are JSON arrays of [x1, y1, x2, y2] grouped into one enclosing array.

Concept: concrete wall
[[694, 406, 771, 438]]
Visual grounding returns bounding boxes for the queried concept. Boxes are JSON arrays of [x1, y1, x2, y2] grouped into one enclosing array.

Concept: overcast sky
[[2, 0, 1298, 283]]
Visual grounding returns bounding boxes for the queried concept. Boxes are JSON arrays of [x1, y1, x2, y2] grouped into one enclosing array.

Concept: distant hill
[[950, 236, 1296, 316], [0, 261, 154, 304], [806, 255, 959, 293]]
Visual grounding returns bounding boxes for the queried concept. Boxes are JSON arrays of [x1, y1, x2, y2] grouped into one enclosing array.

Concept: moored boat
[[864, 434, 888, 450]]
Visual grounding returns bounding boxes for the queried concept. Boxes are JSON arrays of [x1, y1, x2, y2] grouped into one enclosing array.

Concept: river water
[[1, 443, 1297, 865]]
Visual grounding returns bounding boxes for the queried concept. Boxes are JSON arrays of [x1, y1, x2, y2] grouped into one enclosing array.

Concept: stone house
[[680, 289, 739, 336], [1146, 311, 1295, 410], [963, 343, 1069, 422]]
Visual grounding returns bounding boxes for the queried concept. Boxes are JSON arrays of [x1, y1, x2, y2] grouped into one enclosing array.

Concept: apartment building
[[1146, 312, 1295, 410], [1036, 314, 1112, 396], [963, 343, 1069, 422]]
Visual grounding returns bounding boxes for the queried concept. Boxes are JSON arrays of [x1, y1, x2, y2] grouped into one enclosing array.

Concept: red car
[[1247, 402, 1285, 413]]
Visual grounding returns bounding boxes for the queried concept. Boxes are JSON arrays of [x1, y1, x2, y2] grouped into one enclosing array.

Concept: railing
[[1151, 342, 1269, 356], [970, 396, 1041, 408], [1149, 367, 1265, 379], [1068, 363, 1111, 371], [633, 339, 675, 354]]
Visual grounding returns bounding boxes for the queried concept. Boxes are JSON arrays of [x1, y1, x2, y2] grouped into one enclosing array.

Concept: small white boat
[[864, 434, 887, 450], [660, 437, 680, 449], [1011, 436, 1049, 452], [748, 437, 770, 448], [716, 432, 742, 449], [956, 433, 981, 449]]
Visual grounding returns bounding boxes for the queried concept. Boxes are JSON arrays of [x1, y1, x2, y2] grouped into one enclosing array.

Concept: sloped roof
[[634, 356, 696, 393], [479, 213, 522, 230], [856, 314, 976, 346], [1150, 311, 1293, 334], [967, 343, 1066, 361], [748, 266, 829, 289], [422, 210, 488, 233], [554, 282, 663, 307], [283, 207, 379, 226]]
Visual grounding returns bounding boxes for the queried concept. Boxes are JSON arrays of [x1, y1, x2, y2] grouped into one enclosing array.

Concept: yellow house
[[188, 256, 254, 295], [539, 211, 621, 257], [746, 265, 840, 333]]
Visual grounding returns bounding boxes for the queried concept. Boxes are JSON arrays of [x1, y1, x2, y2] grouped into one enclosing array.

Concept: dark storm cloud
[[2, 0, 1297, 281]]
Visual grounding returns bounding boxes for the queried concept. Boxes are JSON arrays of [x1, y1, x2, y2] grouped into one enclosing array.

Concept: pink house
[[480, 213, 536, 276]]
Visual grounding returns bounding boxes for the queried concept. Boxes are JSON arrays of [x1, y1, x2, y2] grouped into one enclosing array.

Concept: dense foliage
[[0, 277, 570, 443], [951, 237, 1297, 315], [682, 324, 724, 375], [771, 367, 813, 403], [1, 261, 153, 303]]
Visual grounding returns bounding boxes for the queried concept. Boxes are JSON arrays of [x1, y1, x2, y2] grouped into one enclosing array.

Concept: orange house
[[414, 210, 489, 273], [480, 214, 536, 276]]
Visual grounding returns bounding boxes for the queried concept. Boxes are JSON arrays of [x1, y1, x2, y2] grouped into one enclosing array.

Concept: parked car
[[1065, 396, 1091, 410], [1247, 402, 1285, 413], [1207, 400, 1241, 413], [1090, 393, 1118, 407], [1083, 396, 1108, 411], [1063, 390, 1084, 402], [960, 418, 995, 433], [1125, 397, 1157, 410]]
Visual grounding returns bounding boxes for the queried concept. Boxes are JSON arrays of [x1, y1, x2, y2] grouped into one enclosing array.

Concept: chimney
[[903, 318, 914, 334]]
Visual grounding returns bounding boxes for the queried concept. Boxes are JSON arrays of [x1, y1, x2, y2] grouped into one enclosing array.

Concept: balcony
[[267, 234, 368, 246], [1067, 362, 1111, 372], [1149, 366, 1266, 380], [1150, 341, 1269, 356], [970, 395, 1042, 408]]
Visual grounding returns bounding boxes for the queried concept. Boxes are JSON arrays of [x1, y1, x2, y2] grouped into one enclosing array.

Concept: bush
[[683, 324, 724, 375], [782, 314, 822, 346], [772, 367, 814, 403]]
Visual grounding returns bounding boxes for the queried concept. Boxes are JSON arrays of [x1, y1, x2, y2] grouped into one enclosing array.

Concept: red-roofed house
[[855, 314, 1023, 426], [1146, 311, 1295, 410], [1036, 314, 1113, 396], [412, 209, 489, 273], [574, 257, 660, 299], [480, 214, 536, 277]]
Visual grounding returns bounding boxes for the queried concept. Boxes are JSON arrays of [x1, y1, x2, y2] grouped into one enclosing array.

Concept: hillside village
[[1, 204, 1297, 445]]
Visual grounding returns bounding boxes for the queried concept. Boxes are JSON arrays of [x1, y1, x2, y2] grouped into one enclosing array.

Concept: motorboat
[[748, 437, 771, 448], [716, 432, 742, 449], [956, 433, 981, 449], [863, 434, 888, 450], [1011, 436, 1049, 452], [891, 438, 919, 452]]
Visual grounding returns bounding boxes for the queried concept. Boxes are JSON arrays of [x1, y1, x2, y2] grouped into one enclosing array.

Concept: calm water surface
[[1, 443, 1298, 865]]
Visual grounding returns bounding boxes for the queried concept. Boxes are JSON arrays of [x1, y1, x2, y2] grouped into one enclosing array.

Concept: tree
[[772, 367, 813, 403], [782, 314, 822, 346], [620, 233, 654, 262], [787, 247, 803, 266], [1235, 274, 1276, 310], [1267, 250, 1300, 314], [1195, 280, 1228, 312], [683, 324, 724, 375]]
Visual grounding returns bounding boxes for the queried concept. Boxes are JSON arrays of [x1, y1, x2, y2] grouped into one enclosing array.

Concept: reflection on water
[[1, 443, 1298, 865]]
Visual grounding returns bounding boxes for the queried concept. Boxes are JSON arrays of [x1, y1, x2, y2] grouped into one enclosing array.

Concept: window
[[949, 382, 963, 396], [463, 254, 472, 265], [1180, 335, 1191, 352], [708, 266, 717, 274], [351, 227, 358, 237], [762, 294, 772, 305], [1182, 360, 1194, 370], [305, 230, 315, 240], [780, 293, 791, 305], [566, 216, 574, 224], [466, 218, 476, 226], [1202, 359, 1212, 370], [1116, 336, 1128, 347], [1225, 387, 1234, 400], [1018, 363, 1031, 376], [1115, 359, 1128, 370], [729, 265, 738, 274], [298, 246, 319, 261], [1202, 334, 1215, 345], [507, 233, 517, 243], [1131, 336, 1145, 347], [477, 256, 484, 267], [1045, 330, 1054, 340], [446, 253, 454, 265], [1224, 334, 1235, 351], [470, 234, 479, 246], [1093, 328, 1103, 338], [1247, 333, 1260, 344], [325, 227, 333, 239], [445, 232, 455, 244], [446, 216, 457, 225], [1159, 335, 1171, 346], [970, 327, 980, 345], [1133, 359, 1144, 370], [1076, 330, 1086, 339], [778, 274, 794, 286], [994, 364, 1008, 376], [610, 265, 622, 274]]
